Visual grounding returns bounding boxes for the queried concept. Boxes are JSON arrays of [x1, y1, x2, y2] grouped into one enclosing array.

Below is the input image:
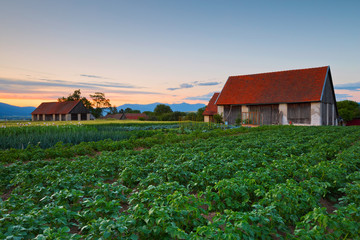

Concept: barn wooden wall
[[224, 105, 241, 125], [287, 103, 311, 124], [249, 105, 279, 125]]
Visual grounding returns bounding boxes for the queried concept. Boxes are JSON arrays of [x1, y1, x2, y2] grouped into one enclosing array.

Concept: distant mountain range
[[0, 103, 36, 120], [0, 102, 206, 119]]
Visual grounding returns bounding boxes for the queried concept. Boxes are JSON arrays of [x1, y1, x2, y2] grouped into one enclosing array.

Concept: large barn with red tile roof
[[31, 101, 90, 121], [206, 66, 338, 125]]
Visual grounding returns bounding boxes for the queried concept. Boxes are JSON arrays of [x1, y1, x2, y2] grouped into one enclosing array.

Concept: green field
[[1, 122, 360, 239], [0, 120, 181, 150]]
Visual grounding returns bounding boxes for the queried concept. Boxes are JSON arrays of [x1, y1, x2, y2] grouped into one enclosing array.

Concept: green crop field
[[1, 122, 360, 239]]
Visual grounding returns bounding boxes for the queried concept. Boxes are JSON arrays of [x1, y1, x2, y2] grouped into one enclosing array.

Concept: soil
[[1, 186, 15, 201], [320, 197, 338, 214]]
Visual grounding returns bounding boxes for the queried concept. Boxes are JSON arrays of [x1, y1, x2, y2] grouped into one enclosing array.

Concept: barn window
[[287, 103, 311, 124]]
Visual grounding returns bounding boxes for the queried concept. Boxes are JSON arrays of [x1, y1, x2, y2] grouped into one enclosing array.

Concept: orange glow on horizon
[[0, 93, 208, 107]]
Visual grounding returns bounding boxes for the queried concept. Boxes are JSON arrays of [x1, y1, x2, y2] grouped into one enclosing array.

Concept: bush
[[213, 114, 223, 124]]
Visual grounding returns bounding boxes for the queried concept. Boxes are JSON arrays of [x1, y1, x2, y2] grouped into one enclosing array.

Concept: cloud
[[80, 74, 104, 79], [185, 92, 216, 101], [197, 81, 221, 86], [0, 78, 139, 89], [180, 83, 194, 89], [167, 81, 221, 91], [0, 77, 138, 92], [40, 78, 137, 89], [167, 87, 180, 91], [104, 89, 163, 95], [167, 83, 194, 91], [335, 93, 353, 101], [335, 82, 360, 91]]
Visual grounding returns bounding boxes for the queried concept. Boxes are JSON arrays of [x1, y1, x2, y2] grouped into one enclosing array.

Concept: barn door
[[249, 104, 279, 125], [260, 105, 272, 125]]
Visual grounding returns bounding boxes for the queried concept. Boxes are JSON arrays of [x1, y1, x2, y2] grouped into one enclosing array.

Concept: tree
[[108, 106, 119, 114], [89, 92, 111, 118], [90, 92, 111, 109], [58, 89, 92, 109], [154, 104, 173, 115], [125, 108, 141, 113], [337, 100, 360, 122], [196, 106, 206, 122], [186, 112, 197, 121]]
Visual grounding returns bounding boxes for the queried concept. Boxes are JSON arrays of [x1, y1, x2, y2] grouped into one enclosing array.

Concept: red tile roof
[[32, 101, 81, 115], [124, 113, 148, 120], [203, 93, 220, 116], [102, 113, 148, 120], [216, 66, 329, 105], [102, 114, 123, 119]]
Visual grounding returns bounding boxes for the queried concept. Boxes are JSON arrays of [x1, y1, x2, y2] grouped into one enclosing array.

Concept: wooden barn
[[206, 66, 338, 126], [103, 113, 148, 120], [32, 101, 90, 121], [203, 93, 220, 122]]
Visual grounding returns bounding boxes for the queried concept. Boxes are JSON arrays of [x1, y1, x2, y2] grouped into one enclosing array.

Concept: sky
[[0, 0, 359, 107]]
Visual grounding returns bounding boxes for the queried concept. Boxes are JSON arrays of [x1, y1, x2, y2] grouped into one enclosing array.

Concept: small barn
[[32, 101, 90, 121], [346, 118, 360, 126], [122, 113, 148, 120], [103, 113, 148, 120], [206, 66, 338, 126], [203, 93, 220, 122]]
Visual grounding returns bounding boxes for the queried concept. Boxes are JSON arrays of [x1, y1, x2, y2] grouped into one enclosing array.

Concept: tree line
[[58, 90, 205, 121], [337, 100, 360, 122]]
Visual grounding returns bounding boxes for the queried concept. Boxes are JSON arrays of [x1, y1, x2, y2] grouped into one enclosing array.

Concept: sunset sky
[[1, 0, 359, 107]]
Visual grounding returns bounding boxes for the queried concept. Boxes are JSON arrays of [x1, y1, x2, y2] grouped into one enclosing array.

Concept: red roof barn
[[31, 101, 90, 121], [103, 113, 148, 120], [206, 66, 338, 126]]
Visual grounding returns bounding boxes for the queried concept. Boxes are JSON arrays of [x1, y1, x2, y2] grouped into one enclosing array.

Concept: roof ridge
[[39, 100, 81, 104], [229, 66, 329, 78]]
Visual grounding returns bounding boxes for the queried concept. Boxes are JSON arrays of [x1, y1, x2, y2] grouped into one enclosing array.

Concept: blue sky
[[0, 0, 359, 106]]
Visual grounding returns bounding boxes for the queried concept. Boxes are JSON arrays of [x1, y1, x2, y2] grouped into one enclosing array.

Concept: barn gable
[[69, 101, 89, 114], [320, 67, 338, 125], [203, 93, 220, 123]]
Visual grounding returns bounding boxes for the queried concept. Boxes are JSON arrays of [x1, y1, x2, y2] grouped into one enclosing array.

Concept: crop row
[[1, 126, 360, 239], [0, 123, 183, 150]]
